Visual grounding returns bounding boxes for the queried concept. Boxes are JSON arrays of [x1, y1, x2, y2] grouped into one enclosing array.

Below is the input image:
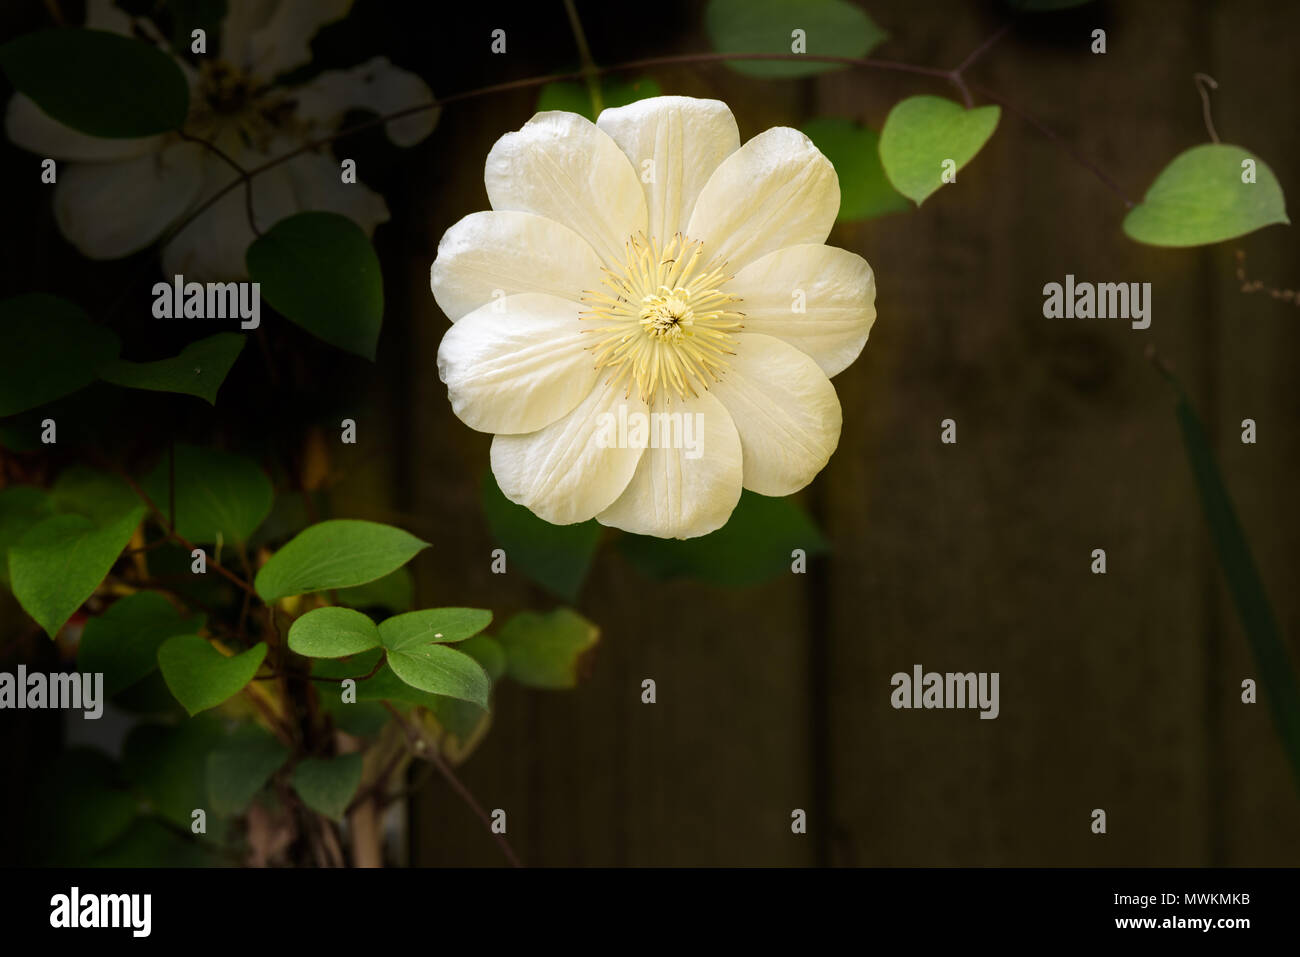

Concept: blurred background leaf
[[705, 0, 887, 78]]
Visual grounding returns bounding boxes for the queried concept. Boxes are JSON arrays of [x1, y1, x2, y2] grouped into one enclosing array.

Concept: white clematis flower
[[5, 0, 437, 280], [432, 95, 876, 540]]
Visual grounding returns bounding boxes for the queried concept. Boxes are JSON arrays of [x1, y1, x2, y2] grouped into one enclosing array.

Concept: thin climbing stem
[[562, 0, 604, 115], [1194, 72, 1221, 143], [383, 702, 523, 867]]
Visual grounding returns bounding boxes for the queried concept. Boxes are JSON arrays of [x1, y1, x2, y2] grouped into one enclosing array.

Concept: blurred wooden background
[[395, 0, 1300, 866], [1, 0, 1297, 867]]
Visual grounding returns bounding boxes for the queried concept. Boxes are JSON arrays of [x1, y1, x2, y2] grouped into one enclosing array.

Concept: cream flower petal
[[491, 377, 647, 525], [53, 142, 204, 260], [5, 95, 162, 162], [292, 57, 438, 146], [431, 211, 604, 322], [595, 95, 740, 245], [283, 150, 390, 233], [729, 244, 876, 377], [484, 111, 647, 266], [437, 293, 600, 435], [686, 127, 839, 271], [710, 334, 842, 496], [238, 0, 354, 79], [597, 391, 743, 539]]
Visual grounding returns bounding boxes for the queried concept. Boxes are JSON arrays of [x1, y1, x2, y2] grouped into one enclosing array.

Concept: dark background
[[2, 0, 1298, 866]]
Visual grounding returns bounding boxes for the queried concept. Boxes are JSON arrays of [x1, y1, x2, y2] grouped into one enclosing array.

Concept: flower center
[[582, 233, 743, 405]]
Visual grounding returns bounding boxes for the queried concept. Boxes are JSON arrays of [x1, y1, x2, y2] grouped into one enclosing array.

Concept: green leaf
[[10, 507, 144, 637], [878, 96, 1000, 206], [497, 608, 599, 690], [99, 333, 245, 405], [1169, 382, 1300, 790], [91, 819, 214, 867], [0, 486, 53, 586], [121, 716, 226, 830], [705, 0, 887, 77], [288, 606, 380, 658], [460, 634, 508, 682], [619, 490, 827, 586], [386, 643, 491, 708], [141, 444, 273, 545], [292, 753, 363, 821], [334, 566, 414, 613], [481, 471, 600, 600], [801, 118, 910, 221], [254, 519, 428, 602], [0, 294, 120, 416], [535, 77, 663, 121], [246, 211, 384, 359], [313, 651, 440, 707], [0, 28, 189, 137], [51, 467, 140, 524], [207, 727, 289, 816], [378, 608, 492, 649], [156, 636, 267, 715], [78, 592, 204, 696], [1123, 144, 1289, 247]]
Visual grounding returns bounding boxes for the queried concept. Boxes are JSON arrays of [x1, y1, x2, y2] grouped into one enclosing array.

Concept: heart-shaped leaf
[[0, 294, 120, 416], [254, 520, 428, 602], [156, 636, 267, 716], [142, 444, 273, 545], [1123, 144, 1289, 247], [386, 643, 491, 708], [0, 486, 53, 586], [99, 333, 245, 405], [481, 471, 599, 600], [10, 507, 144, 637], [78, 592, 205, 696], [0, 28, 189, 137], [496, 608, 600, 690], [705, 0, 887, 78], [246, 212, 384, 360], [207, 727, 289, 816], [292, 753, 363, 821], [288, 606, 380, 658], [378, 608, 492, 649], [879, 96, 1000, 205]]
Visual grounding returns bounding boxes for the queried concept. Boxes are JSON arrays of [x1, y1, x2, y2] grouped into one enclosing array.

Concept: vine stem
[[164, 32, 1133, 250], [383, 702, 523, 868]]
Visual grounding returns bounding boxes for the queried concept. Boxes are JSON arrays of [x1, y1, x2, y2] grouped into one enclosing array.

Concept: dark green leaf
[[292, 753, 363, 821], [378, 608, 492, 649], [0, 28, 189, 137], [246, 211, 384, 359], [99, 333, 245, 404], [78, 591, 204, 696], [288, 605, 380, 658], [50, 467, 140, 524], [497, 607, 599, 690], [802, 118, 909, 221], [705, 0, 887, 77], [121, 717, 226, 830], [142, 443, 273, 545], [0, 486, 53, 586], [457, 634, 508, 683], [314, 650, 440, 707], [482, 471, 600, 600], [1123, 144, 1289, 247], [0, 294, 120, 416], [619, 490, 827, 586], [10, 507, 144, 637], [207, 726, 289, 816], [156, 636, 267, 715], [254, 519, 428, 602]]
